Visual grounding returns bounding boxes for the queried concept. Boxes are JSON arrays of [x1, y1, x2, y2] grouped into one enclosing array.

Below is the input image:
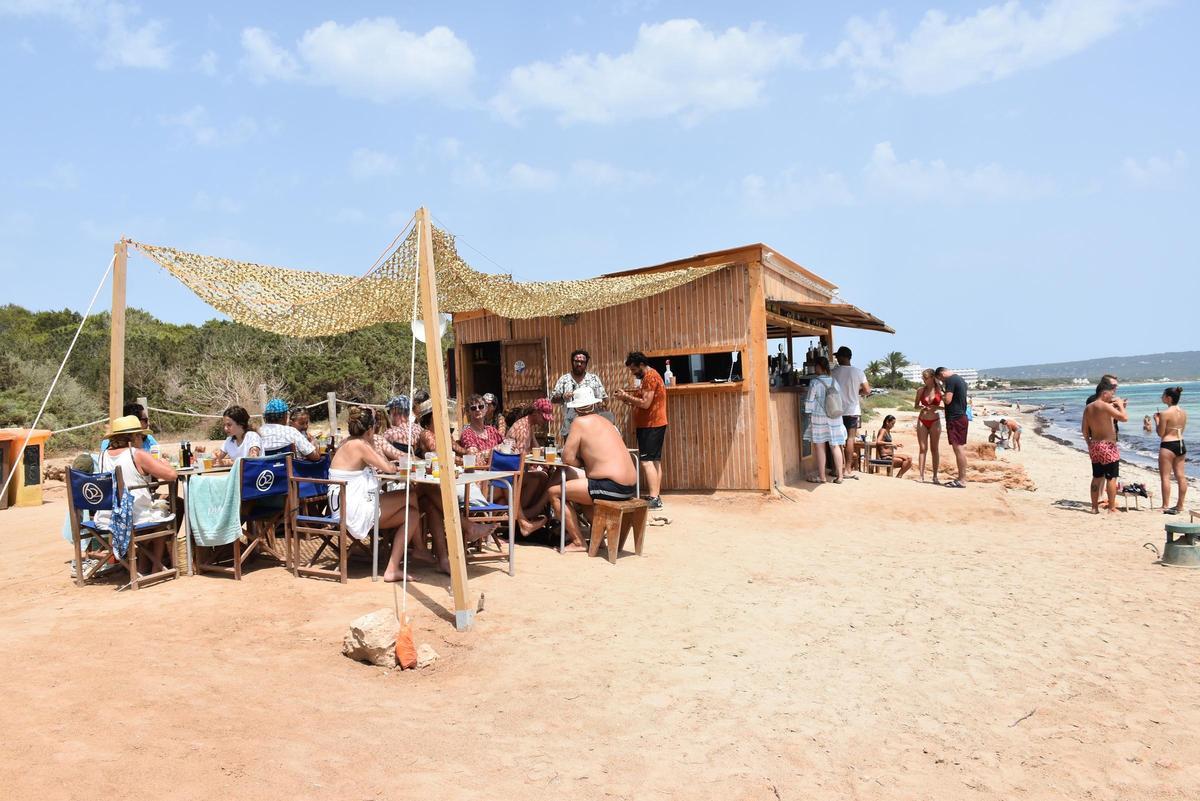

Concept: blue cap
[[265, 398, 288, 414], [385, 395, 410, 412]]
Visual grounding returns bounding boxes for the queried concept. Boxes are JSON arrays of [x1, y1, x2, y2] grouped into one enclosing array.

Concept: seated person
[[494, 398, 554, 535], [288, 406, 316, 443], [455, 393, 503, 464], [259, 398, 321, 459], [99, 402, 159, 452], [548, 388, 638, 551], [213, 405, 262, 463], [376, 394, 424, 462], [329, 406, 423, 583], [873, 415, 912, 478]]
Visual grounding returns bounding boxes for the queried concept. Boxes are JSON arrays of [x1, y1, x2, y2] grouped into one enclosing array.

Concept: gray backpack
[[822, 377, 844, 418]]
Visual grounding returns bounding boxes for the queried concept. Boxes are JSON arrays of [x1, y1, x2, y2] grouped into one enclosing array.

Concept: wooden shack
[[451, 245, 891, 492]]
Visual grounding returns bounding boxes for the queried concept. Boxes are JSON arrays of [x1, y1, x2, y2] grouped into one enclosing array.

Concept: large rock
[[417, 643, 440, 669], [342, 608, 398, 668]]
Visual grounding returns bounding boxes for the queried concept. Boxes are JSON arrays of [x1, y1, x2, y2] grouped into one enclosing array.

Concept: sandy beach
[[2, 403, 1198, 800]]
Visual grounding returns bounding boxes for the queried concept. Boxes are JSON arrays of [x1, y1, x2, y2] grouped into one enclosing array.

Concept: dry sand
[[2, 405, 1198, 800]]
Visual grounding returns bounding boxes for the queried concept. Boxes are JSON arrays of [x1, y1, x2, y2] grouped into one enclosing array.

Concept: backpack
[[822, 377, 844, 418]]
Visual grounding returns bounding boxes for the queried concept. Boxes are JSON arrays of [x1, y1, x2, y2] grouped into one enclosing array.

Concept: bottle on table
[[430, 454, 440, 478], [181, 441, 192, 468]]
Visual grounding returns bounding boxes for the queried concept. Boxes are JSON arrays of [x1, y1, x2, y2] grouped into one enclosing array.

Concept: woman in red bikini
[[914, 368, 943, 483]]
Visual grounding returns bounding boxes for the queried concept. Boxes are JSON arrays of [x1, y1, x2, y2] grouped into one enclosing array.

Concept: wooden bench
[[589, 498, 649, 564]]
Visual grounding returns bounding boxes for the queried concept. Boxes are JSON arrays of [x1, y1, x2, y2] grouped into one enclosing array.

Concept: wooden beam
[[108, 240, 128, 421], [746, 260, 772, 493], [764, 311, 826, 338], [416, 207, 473, 630]]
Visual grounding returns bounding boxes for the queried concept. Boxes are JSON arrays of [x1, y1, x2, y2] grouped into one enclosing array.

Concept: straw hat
[[108, 414, 149, 436], [415, 399, 434, 418]]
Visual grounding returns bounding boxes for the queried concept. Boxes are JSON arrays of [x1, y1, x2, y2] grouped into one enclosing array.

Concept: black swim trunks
[[636, 425, 667, 462], [588, 477, 637, 502], [1091, 460, 1120, 480]]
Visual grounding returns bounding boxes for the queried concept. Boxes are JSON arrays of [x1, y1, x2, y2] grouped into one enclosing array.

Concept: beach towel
[[110, 490, 135, 559], [187, 460, 244, 547]]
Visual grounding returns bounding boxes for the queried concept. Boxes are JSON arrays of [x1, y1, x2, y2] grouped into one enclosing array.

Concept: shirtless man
[[1082, 377, 1128, 515], [1000, 418, 1022, 451], [548, 387, 638, 551]]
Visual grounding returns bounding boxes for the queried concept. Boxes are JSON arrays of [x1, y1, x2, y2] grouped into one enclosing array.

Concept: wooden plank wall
[[769, 391, 803, 486], [762, 264, 831, 304], [454, 265, 757, 490]]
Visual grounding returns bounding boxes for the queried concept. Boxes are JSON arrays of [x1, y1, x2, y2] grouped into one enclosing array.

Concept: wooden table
[[377, 468, 519, 577], [176, 463, 233, 576]]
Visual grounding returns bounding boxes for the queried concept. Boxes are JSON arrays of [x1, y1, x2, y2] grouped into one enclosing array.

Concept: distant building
[[1071, 377, 1089, 385], [955, 368, 979, 385], [899, 364, 924, 383]]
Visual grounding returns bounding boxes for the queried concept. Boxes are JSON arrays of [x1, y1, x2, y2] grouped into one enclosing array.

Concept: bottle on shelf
[[663, 359, 674, 386]]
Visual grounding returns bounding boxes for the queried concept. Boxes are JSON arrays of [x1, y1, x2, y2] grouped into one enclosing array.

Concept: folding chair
[[285, 455, 374, 583], [67, 468, 116, 587], [117, 469, 181, 590], [464, 450, 522, 576], [866, 430, 895, 477], [195, 455, 288, 579], [264, 444, 294, 457]]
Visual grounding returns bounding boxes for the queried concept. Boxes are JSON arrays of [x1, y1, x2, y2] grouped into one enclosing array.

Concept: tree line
[[0, 304, 438, 449]]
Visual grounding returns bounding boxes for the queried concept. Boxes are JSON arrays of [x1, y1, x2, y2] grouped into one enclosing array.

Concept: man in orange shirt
[[614, 350, 668, 510]]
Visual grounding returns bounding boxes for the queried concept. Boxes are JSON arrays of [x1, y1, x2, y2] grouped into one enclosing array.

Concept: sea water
[[985, 381, 1199, 478]]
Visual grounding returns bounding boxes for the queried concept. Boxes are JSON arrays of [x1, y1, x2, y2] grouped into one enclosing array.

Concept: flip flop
[[943, 480, 965, 488]]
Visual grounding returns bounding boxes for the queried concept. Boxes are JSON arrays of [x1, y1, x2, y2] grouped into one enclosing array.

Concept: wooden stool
[[589, 498, 649, 564]]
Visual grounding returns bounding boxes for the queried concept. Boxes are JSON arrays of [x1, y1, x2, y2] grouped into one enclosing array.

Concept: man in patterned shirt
[[258, 398, 320, 460], [550, 348, 607, 442]]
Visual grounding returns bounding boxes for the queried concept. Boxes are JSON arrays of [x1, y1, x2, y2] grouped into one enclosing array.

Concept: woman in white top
[[213, 405, 262, 463], [330, 406, 423, 582], [96, 414, 178, 574], [803, 355, 846, 484]]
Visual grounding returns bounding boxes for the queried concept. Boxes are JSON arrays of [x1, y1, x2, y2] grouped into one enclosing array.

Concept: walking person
[[914, 369, 942, 483], [803, 356, 846, 484], [1083, 377, 1129, 515], [613, 351, 667, 510], [1156, 386, 1188, 515], [935, 367, 969, 487], [831, 346, 869, 478]]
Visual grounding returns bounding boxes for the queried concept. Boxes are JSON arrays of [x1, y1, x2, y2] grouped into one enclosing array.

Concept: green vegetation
[[860, 389, 910, 424], [0, 304, 442, 451], [865, 351, 913, 390]]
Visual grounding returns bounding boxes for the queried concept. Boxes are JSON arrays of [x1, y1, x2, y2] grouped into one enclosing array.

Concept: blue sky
[[1, 0, 1195, 369]]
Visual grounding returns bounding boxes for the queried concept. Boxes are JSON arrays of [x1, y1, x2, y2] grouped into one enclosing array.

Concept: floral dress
[[459, 424, 503, 466]]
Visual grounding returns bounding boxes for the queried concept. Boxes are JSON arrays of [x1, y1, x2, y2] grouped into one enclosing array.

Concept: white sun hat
[[566, 385, 601, 410]]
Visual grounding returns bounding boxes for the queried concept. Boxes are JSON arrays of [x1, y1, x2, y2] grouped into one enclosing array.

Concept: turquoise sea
[[985, 381, 1198, 478]]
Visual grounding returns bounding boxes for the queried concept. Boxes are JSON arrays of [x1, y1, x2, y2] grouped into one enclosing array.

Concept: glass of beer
[[463, 453, 476, 473], [545, 446, 557, 464], [201, 457, 213, 471]]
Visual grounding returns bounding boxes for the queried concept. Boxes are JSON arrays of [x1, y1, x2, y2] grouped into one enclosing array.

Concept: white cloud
[[829, 0, 1155, 95], [507, 162, 558, 191], [1122, 150, 1188, 187], [159, 105, 261, 148], [569, 159, 655, 189], [240, 18, 474, 102], [742, 169, 855, 214], [493, 19, 803, 124], [31, 161, 79, 191], [349, 147, 400, 180], [864, 141, 1052, 202], [196, 49, 218, 76], [1, 0, 172, 69]]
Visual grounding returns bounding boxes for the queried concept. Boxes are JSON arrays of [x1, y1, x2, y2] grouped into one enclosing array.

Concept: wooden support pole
[[416, 207, 473, 630], [326, 391, 338, 441], [108, 241, 128, 422], [746, 260, 772, 493]]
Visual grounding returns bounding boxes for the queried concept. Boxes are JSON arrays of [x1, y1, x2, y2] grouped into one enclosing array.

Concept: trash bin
[[0, 429, 54, 508]]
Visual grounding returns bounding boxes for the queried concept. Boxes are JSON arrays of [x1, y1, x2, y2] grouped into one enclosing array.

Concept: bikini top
[[918, 389, 942, 410]]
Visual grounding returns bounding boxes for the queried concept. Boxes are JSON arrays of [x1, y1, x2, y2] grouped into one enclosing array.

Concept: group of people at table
[[86, 349, 668, 582]]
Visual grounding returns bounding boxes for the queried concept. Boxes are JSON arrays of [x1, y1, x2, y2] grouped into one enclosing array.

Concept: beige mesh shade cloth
[[129, 224, 723, 337]]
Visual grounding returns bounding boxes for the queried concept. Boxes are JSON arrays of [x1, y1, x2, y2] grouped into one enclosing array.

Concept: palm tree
[[865, 359, 885, 384], [884, 351, 910, 387]]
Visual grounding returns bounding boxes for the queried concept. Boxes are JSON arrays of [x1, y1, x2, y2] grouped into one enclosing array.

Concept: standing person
[[1156, 386, 1188, 515], [548, 387, 638, 551], [1082, 377, 1129, 515], [936, 367, 970, 488], [1000, 418, 1022, 451], [831, 346, 869, 477], [802, 356, 846, 484], [613, 351, 667, 510], [1086, 374, 1120, 436], [259, 398, 320, 460], [550, 348, 607, 443], [914, 369, 943, 483]]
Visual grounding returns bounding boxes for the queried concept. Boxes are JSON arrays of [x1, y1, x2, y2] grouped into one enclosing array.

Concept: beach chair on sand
[[866, 430, 894, 477], [195, 455, 288, 579], [463, 450, 522, 576], [284, 455, 368, 583]]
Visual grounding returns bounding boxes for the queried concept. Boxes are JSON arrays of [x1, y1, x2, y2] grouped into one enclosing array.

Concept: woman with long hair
[[1156, 386, 1188, 515], [803, 356, 846, 484], [873, 415, 913, 478], [914, 369, 943, 483], [329, 406, 423, 582], [495, 398, 553, 533], [213, 405, 262, 462]]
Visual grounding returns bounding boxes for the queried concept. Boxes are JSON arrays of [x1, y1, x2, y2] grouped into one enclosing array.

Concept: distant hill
[[982, 351, 1200, 381]]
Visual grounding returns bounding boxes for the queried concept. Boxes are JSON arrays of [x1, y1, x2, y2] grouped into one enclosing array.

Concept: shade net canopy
[[130, 222, 722, 337]]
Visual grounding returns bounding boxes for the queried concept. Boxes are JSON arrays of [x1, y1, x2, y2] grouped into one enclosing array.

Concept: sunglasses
[[469, 404, 486, 411]]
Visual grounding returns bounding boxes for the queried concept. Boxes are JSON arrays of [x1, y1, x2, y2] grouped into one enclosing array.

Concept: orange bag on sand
[[395, 622, 417, 670]]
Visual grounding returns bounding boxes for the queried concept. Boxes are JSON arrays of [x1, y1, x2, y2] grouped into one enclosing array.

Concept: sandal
[[943, 479, 965, 488]]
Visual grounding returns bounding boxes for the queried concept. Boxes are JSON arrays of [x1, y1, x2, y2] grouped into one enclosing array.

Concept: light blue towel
[[186, 460, 244, 547]]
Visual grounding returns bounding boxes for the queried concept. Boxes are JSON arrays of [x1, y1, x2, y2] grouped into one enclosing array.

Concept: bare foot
[[564, 542, 587, 552], [463, 520, 492, 544], [518, 515, 547, 536], [408, 549, 437, 565], [438, 559, 451, 575], [383, 568, 410, 583]]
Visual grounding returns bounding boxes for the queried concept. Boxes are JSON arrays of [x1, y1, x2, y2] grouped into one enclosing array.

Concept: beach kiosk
[[0, 428, 53, 508], [452, 245, 892, 492]]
